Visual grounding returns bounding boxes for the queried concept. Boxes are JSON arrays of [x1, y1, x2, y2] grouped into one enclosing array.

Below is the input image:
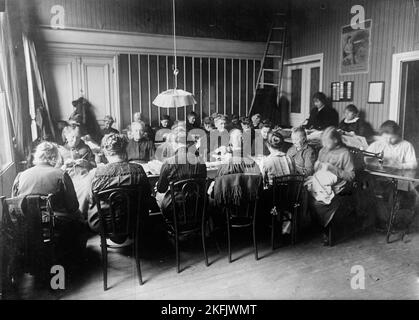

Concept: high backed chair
[[94, 186, 145, 290], [1, 194, 55, 296], [214, 173, 262, 262], [272, 175, 305, 248], [168, 178, 209, 273]]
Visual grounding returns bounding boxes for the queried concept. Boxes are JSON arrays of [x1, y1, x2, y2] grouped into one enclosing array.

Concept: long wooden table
[[365, 164, 419, 243]]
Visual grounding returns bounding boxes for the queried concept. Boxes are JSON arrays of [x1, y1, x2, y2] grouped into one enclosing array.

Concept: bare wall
[[21, 0, 286, 42]]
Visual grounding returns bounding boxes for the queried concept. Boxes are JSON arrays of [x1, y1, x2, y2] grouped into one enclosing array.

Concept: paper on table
[[135, 160, 163, 175], [342, 134, 369, 150]]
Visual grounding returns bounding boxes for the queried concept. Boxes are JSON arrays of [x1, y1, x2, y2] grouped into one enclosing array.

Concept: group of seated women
[[11, 91, 419, 265]]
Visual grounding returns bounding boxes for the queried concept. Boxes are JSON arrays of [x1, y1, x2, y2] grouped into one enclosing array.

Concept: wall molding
[[36, 26, 266, 60]]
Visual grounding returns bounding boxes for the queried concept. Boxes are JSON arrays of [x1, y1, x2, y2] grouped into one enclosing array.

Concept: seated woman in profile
[[261, 130, 295, 188], [88, 133, 152, 245], [366, 120, 417, 170], [338, 104, 371, 138], [12, 142, 87, 263], [287, 127, 316, 176], [306, 127, 355, 245], [365, 120, 417, 230], [126, 121, 155, 163]]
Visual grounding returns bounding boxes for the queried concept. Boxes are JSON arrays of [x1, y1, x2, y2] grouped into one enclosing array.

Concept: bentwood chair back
[[169, 178, 209, 273], [1, 194, 55, 297], [272, 174, 305, 248], [215, 173, 263, 262], [94, 186, 144, 290]]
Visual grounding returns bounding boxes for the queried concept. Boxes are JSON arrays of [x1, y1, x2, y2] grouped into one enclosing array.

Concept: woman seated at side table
[[306, 127, 355, 245], [12, 142, 87, 263]]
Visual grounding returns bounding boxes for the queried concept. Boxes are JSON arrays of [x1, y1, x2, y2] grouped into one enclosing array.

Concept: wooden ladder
[[249, 13, 287, 115]]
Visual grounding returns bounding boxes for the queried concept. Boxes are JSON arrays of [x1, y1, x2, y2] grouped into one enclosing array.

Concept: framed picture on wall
[[368, 81, 385, 104], [340, 20, 372, 75]]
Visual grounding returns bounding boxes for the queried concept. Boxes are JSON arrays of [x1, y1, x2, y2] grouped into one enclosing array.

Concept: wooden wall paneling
[[185, 56, 194, 117], [149, 55, 159, 126], [201, 57, 209, 119], [130, 54, 140, 117], [209, 58, 217, 117], [118, 54, 130, 127], [232, 59, 240, 116]]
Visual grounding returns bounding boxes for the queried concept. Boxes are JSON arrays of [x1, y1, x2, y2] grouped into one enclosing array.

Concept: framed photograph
[[340, 20, 372, 75], [368, 81, 385, 104]]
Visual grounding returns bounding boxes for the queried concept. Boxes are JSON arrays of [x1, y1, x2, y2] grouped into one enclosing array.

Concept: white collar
[[344, 117, 359, 124]]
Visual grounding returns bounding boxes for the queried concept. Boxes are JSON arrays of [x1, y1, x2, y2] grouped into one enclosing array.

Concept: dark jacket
[[338, 118, 372, 137], [306, 106, 339, 130], [156, 147, 207, 214], [126, 138, 155, 163], [286, 143, 316, 176], [89, 161, 151, 232], [12, 164, 81, 221]]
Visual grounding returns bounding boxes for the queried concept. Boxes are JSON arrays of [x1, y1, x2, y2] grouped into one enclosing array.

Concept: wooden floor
[[9, 222, 419, 300]]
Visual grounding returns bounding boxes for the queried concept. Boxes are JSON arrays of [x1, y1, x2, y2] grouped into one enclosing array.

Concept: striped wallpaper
[[118, 54, 261, 128], [289, 0, 418, 130]]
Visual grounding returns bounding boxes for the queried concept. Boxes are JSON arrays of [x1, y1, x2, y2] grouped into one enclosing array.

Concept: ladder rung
[[272, 27, 286, 30], [263, 68, 282, 72], [259, 82, 280, 87], [266, 55, 282, 58], [269, 41, 284, 44]]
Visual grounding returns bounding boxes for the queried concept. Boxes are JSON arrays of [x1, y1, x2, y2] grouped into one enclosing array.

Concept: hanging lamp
[[152, 0, 196, 109]]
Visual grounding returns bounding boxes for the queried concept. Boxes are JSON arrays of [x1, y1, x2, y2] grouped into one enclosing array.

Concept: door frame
[[389, 50, 419, 122], [282, 53, 324, 126], [283, 53, 324, 90]]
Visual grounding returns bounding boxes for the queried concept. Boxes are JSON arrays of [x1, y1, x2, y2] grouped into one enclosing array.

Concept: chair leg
[[226, 212, 232, 263], [253, 218, 258, 261], [134, 231, 143, 285], [291, 208, 298, 245], [175, 232, 180, 273], [100, 236, 108, 291], [202, 221, 209, 267], [328, 224, 333, 247], [271, 214, 275, 250]]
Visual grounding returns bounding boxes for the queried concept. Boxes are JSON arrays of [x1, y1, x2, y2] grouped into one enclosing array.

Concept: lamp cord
[[172, 0, 178, 89]]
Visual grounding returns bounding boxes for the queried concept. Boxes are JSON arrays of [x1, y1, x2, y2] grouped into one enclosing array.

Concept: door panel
[[399, 60, 419, 157], [283, 61, 321, 127], [81, 57, 114, 125], [43, 56, 79, 121]]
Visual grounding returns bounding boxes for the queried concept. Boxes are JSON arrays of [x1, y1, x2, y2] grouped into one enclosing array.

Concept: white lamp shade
[[153, 89, 197, 108]]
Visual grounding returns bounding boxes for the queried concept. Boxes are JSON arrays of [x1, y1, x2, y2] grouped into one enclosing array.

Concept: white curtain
[[0, 11, 27, 157], [22, 34, 56, 140]]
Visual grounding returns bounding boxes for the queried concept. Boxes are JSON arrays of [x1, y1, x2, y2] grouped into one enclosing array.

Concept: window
[[0, 91, 13, 170]]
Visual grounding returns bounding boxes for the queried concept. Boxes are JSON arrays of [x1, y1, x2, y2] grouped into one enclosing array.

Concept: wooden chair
[[272, 174, 305, 249], [94, 186, 145, 290], [215, 174, 262, 262], [167, 178, 209, 273], [1, 194, 55, 296]]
